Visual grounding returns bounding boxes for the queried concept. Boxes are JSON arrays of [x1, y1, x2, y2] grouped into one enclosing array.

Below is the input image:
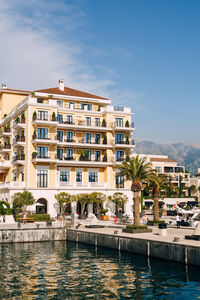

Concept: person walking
[[176, 214, 181, 228]]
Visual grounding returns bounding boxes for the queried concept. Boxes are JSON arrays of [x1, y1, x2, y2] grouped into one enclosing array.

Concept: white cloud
[[0, 0, 143, 106], [0, 0, 113, 94]]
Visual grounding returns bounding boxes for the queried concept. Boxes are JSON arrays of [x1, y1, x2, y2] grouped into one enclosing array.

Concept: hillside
[[134, 141, 200, 175]]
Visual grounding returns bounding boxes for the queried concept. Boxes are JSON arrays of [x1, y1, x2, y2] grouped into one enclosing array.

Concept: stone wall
[[0, 228, 67, 243], [67, 229, 200, 267]]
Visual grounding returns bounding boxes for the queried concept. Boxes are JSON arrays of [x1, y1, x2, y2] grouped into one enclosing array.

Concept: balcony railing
[[0, 144, 11, 150], [14, 136, 25, 143], [14, 154, 25, 161]]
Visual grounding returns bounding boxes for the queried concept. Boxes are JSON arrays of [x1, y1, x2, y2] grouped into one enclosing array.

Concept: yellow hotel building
[[0, 80, 134, 217]]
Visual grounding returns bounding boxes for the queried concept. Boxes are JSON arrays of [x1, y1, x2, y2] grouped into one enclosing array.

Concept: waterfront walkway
[[73, 225, 200, 248]]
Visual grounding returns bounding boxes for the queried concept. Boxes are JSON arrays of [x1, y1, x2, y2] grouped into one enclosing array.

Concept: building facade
[[0, 80, 135, 217]]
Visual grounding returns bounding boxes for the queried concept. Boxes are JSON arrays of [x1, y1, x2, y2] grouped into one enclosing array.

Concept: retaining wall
[[67, 229, 200, 266], [0, 228, 67, 243]]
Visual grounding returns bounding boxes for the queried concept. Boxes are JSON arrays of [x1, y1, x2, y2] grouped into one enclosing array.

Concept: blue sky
[[0, 0, 200, 144]]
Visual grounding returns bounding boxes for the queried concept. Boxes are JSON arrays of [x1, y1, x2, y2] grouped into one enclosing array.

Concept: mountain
[[134, 141, 200, 175]]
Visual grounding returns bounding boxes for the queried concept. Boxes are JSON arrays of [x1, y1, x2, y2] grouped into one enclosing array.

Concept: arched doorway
[[36, 198, 47, 214]]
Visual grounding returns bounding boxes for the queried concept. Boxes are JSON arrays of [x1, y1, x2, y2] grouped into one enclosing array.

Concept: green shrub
[[147, 220, 165, 225], [16, 214, 50, 222], [126, 225, 147, 230]]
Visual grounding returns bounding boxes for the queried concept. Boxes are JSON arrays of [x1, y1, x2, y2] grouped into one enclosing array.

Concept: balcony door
[[37, 146, 48, 158], [115, 133, 124, 144], [37, 128, 48, 139]]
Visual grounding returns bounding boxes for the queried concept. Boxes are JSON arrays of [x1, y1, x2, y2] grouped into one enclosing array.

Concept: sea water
[[0, 241, 199, 299]]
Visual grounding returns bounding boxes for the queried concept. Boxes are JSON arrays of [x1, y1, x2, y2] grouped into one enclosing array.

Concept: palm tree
[[116, 155, 156, 226], [150, 174, 177, 221], [188, 185, 197, 197]]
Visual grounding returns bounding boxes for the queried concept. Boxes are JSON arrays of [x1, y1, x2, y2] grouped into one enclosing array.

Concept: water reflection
[[0, 241, 199, 299]]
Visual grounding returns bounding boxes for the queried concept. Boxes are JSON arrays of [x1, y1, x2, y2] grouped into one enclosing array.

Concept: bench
[[18, 217, 34, 223]]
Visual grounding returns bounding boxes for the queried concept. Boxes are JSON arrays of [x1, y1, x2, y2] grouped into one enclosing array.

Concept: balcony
[[114, 139, 135, 148], [32, 152, 57, 163], [57, 137, 114, 149], [32, 116, 58, 126], [13, 136, 25, 147], [114, 121, 135, 131], [0, 181, 25, 189], [59, 182, 108, 189], [57, 120, 113, 131], [13, 119, 26, 130], [0, 128, 11, 137], [57, 156, 114, 167], [13, 154, 25, 165], [0, 160, 11, 170], [32, 133, 57, 145], [0, 144, 11, 153]]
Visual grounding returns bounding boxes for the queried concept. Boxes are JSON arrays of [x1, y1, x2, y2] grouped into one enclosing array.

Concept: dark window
[[38, 110, 48, 120], [60, 171, 69, 182], [89, 172, 98, 182], [37, 128, 48, 139], [115, 174, 124, 188], [76, 172, 82, 182], [115, 151, 124, 162], [37, 146, 48, 158], [94, 151, 101, 161], [57, 114, 63, 123]]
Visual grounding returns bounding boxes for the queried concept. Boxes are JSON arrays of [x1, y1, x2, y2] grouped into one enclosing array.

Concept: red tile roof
[[35, 86, 108, 100], [150, 158, 176, 163]]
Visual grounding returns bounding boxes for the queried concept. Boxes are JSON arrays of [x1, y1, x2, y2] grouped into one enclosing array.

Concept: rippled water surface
[[0, 241, 200, 299]]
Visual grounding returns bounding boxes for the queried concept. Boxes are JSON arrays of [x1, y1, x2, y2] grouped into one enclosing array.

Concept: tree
[[0, 201, 11, 215], [74, 193, 92, 215], [90, 192, 106, 215], [108, 192, 128, 214], [188, 185, 197, 197], [149, 174, 177, 221], [12, 190, 35, 213], [55, 192, 72, 215], [116, 155, 156, 226]]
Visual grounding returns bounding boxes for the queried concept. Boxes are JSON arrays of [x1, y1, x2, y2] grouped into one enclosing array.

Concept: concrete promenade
[[67, 223, 200, 266]]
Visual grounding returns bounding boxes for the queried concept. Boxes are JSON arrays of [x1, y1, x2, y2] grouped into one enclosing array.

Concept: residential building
[[0, 80, 135, 216]]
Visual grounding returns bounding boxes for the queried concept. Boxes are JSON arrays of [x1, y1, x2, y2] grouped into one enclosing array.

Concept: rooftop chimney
[[1, 83, 7, 89], [59, 79, 64, 91]]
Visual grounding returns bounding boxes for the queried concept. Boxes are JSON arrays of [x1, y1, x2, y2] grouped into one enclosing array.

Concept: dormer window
[[81, 103, 92, 111], [37, 98, 44, 103], [57, 100, 63, 107]]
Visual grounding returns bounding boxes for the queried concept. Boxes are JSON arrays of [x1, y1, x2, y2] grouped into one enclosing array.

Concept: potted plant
[[32, 130, 37, 139], [126, 155, 130, 162], [7, 123, 10, 132], [79, 151, 85, 161], [103, 135, 107, 144], [21, 113, 25, 123], [32, 111, 37, 121], [15, 116, 20, 123], [100, 208, 109, 221], [52, 112, 56, 121], [21, 131, 25, 142], [125, 120, 129, 127], [125, 136, 129, 144], [102, 119, 106, 127], [21, 153, 25, 160], [32, 152, 37, 159], [103, 152, 107, 162]]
